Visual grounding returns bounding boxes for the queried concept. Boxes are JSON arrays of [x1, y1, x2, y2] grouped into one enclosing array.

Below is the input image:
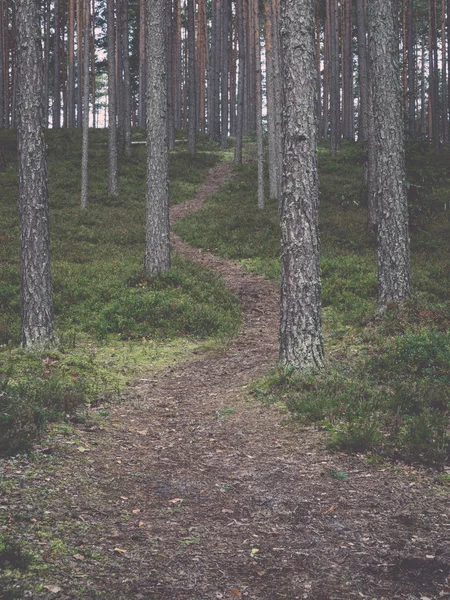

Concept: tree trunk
[[442, 0, 448, 142], [187, 0, 197, 153], [342, 0, 354, 139], [0, 0, 5, 128], [138, 0, 146, 127], [68, 0, 76, 127], [264, 0, 277, 199], [53, 0, 61, 127], [253, 0, 263, 208], [120, 0, 132, 157], [220, 0, 229, 148], [197, 0, 207, 133], [356, 0, 376, 231], [234, 0, 245, 164], [368, 0, 411, 313], [77, 0, 83, 127], [107, 0, 119, 194], [43, 0, 50, 127], [279, 0, 324, 370], [16, 0, 55, 348], [329, 0, 341, 154], [406, 0, 415, 139], [81, 0, 90, 209], [145, 0, 170, 274]]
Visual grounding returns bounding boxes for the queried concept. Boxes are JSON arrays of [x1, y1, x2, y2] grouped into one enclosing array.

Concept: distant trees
[[15, 0, 55, 349], [279, 0, 324, 370]]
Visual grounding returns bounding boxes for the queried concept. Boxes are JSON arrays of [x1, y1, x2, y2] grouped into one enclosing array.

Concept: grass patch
[[0, 127, 239, 454]]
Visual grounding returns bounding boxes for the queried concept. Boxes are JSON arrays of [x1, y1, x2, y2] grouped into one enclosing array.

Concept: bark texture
[[145, 0, 170, 274], [187, 0, 196, 154], [368, 0, 411, 312], [279, 0, 324, 370], [81, 0, 90, 209], [107, 0, 119, 195], [16, 0, 55, 348]]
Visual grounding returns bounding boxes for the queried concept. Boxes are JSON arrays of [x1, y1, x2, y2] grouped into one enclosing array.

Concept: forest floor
[[1, 161, 450, 600]]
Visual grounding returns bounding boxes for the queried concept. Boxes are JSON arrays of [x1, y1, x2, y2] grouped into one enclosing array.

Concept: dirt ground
[[1, 161, 450, 600]]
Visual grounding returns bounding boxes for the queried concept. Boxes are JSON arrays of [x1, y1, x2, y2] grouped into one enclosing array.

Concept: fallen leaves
[[44, 584, 62, 593]]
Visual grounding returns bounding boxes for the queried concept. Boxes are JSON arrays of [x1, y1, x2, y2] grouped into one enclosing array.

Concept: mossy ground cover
[[175, 140, 450, 466], [0, 128, 240, 454]]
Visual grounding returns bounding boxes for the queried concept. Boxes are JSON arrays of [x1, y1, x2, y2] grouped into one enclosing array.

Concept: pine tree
[[279, 0, 324, 370], [16, 0, 56, 348], [368, 0, 411, 312], [145, 0, 170, 274]]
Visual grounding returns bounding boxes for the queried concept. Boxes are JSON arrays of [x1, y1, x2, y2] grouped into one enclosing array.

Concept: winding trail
[[3, 161, 449, 600]]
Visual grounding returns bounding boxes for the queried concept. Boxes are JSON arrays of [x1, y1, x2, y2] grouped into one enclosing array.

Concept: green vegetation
[[176, 140, 450, 466], [0, 128, 240, 455]]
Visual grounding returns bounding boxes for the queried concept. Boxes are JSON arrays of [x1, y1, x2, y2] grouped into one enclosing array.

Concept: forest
[[1, 0, 450, 598]]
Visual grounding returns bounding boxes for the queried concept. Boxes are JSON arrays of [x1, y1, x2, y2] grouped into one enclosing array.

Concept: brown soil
[[1, 162, 450, 600]]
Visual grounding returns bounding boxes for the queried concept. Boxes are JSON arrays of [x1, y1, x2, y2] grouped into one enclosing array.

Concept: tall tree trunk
[[107, 0, 119, 194], [197, 0, 207, 133], [406, 0, 415, 138], [368, 0, 411, 313], [253, 0, 263, 208], [0, 0, 5, 128], [68, 0, 76, 127], [329, 0, 341, 154], [342, 0, 354, 139], [138, 0, 146, 127], [221, 0, 229, 147], [81, 0, 90, 209], [265, 0, 277, 199], [229, 1, 236, 135], [429, 0, 439, 146], [16, 0, 55, 348], [167, 0, 175, 149], [356, 0, 376, 230], [187, 0, 196, 153], [43, 0, 50, 127], [322, 0, 329, 138], [442, 0, 448, 142], [145, 0, 170, 274], [120, 0, 132, 157], [53, 0, 61, 127], [77, 0, 83, 127], [91, 0, 96, 127], [279, 0, 324, 371], [421, 34, 426, 136], [234, 0, 245, 163]]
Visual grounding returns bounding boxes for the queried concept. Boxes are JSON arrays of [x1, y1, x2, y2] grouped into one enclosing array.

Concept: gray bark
[[138, 0, 146, 128], [329, 0, 341, 155], [81, 0, 90, 209], [145, 0, 170, 274], [356, 0, 376, 230], [0, 0, 4, 128], [220, 0, 229, 148], [279, 0, 324, 370], [53, 0, 61, 127], [187, 0, 196, 154], [254, 0, 264, 208], [368, 0, 411, 312], [16, 0, 55, 348], [107, 0, 119, 194], [234, 0, 244, 164], [120, 0, 132, 158]]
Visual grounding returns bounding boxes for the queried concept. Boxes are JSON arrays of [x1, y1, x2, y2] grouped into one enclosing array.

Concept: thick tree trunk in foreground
[[279, 0, 324, 370], [107, 0, 119, 195], [145, 0, 170, 274], [368, 0, 411, 312], [16, 0, 55, 349]]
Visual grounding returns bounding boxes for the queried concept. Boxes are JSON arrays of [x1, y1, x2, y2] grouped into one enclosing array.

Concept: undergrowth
[[176, 139, 450, 466], [0, 128, 239, 454]]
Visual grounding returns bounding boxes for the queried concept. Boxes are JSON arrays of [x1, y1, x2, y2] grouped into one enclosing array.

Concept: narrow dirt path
[[2, 162, 449, 600]]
